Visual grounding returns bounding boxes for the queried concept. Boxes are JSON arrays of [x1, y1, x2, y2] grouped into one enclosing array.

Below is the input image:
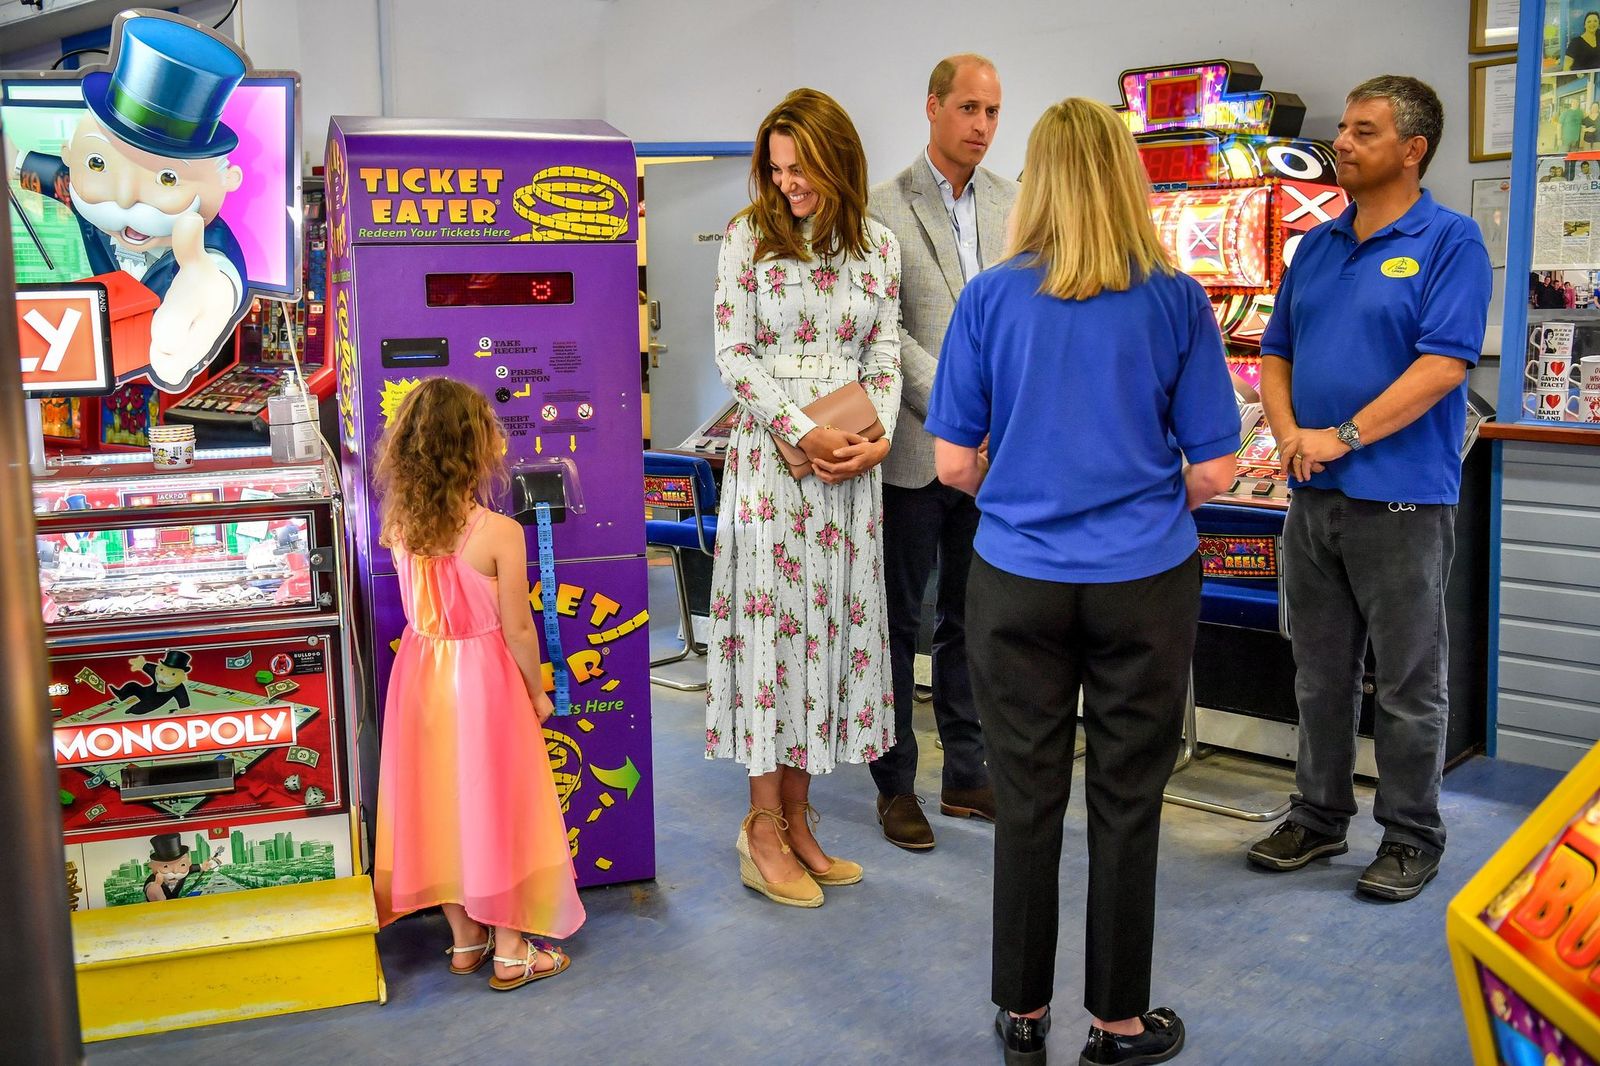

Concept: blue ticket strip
[[534, 502, 570, 716]]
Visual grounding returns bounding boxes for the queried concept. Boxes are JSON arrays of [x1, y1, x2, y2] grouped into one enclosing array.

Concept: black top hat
[[158, 650, 193, 671], [149, 833, 189, 862], [82, 14, 246, 160]]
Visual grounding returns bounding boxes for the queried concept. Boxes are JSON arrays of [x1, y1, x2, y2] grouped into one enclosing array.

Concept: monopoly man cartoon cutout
[[7, 10, 297, 392], [144, 832, 223, 902], [109, 650, 193, 716]]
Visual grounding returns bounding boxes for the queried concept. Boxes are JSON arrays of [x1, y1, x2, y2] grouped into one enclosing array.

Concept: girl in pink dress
[[372, 378, 584, 991]]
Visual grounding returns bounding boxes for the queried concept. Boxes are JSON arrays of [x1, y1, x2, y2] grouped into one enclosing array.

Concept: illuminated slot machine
[[1113, 61, 1492, 789], [1449, 742, 1600, 1064], [164, 182, 334, 444]]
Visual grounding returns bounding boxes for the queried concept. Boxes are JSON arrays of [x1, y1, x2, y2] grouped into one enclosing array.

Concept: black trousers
[[871, 479, 989, 796], [967, 552, 1198, 1020]]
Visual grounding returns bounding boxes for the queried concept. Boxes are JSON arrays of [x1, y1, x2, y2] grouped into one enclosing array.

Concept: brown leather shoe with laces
[[940, 784, 997, 822], [876, 793, 934, 850]]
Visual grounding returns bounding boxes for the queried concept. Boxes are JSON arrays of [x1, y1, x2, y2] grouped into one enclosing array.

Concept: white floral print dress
[[704, 213, 903, 776]]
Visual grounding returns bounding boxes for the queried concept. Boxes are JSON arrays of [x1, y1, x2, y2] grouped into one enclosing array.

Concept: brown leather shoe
[[940, 784, 996, 822], [876, 794, 935, 850]]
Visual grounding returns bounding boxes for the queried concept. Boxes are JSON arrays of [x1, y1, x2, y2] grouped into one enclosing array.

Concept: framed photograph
[[1473, 57, 1519, 161], [1471, 0, 1518, 54], [1472, 176, 1512, 268]]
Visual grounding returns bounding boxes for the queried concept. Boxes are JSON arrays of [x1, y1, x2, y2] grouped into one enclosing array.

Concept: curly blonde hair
[[373, 378, 507, 556]]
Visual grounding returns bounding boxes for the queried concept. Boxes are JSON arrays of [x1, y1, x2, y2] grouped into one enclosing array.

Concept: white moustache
[[69, 186, 201, 241]]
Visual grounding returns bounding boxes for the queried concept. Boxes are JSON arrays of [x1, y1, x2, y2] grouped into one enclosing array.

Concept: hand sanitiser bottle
[[268, 370, 320, 463]]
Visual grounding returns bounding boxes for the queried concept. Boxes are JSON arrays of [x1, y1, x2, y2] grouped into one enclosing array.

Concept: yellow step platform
[[72, 874, 386, 1042]]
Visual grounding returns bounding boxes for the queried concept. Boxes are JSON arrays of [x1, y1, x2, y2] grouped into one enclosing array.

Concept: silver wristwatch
[[1336, 420, 1363, 451]]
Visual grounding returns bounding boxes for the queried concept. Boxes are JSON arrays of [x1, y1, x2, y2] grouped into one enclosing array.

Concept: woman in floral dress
[[705, 88, 902, 908]]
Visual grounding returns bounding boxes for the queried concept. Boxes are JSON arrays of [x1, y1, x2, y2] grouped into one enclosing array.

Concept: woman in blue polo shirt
[[926, 98, 1238, 1066]]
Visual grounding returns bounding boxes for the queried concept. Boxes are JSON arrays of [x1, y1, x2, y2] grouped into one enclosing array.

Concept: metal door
[[640, 156, 751, 448]]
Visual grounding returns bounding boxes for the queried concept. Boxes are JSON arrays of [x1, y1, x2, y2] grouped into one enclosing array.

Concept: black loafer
[[1080, 1007, 1184, 1066], [1246, 820, 1348, 871], [995, 1006, 1050, 1064], [1357, 842, 1440, 901]]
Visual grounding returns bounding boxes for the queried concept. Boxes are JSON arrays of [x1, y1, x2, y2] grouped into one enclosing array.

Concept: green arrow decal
[[590, 757, 641, 799]]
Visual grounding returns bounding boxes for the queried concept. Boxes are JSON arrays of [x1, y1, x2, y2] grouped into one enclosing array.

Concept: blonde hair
[[373, 378, 508, 556], [741, 88, 871, 263], [928, 53, 996, 103], [1006, 97, 1173, 300]]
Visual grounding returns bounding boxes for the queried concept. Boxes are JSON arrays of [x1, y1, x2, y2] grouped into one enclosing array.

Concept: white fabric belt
[[771, 353, 855, 379]]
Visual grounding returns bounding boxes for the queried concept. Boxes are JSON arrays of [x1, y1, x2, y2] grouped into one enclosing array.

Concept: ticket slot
[[380, 337, 449, 368], [120, 759, 236, 801]]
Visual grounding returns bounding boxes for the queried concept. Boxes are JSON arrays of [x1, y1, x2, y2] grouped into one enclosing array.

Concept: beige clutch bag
[[772, 381, 885, 479]]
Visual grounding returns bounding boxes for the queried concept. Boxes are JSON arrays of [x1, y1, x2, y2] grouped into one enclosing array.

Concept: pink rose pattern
[[705, 214, 901, 773]]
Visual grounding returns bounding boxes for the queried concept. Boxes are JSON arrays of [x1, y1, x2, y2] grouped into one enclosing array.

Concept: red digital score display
[[1145, 75, 1202, 124], [425, 272, 574, 307], [1139, 143, 1215, 185]]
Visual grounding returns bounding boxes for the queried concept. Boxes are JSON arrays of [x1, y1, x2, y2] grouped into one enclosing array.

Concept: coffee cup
[[1531, 320, 1577, 358], [1579, 387, 1600, 424], [1580, 355, 1600, 391], [1527, 356, 1575, 385], [1525, 386, 1579, 421]]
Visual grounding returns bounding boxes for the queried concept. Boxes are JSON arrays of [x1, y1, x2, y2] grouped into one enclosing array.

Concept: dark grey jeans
[[1283, 488, 1456, 857]]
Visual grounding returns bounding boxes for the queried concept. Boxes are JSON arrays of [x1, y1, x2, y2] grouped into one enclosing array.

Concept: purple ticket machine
[[326, 117, 652, 886]]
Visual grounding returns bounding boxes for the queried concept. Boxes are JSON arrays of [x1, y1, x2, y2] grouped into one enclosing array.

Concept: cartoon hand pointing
[[147, 213, 238, 389]]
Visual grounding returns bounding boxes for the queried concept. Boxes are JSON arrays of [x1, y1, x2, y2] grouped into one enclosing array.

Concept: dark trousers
[[968, 552, 1198, 1020], [872, 478, 989, 796], [1284, 488, 1456, 856]]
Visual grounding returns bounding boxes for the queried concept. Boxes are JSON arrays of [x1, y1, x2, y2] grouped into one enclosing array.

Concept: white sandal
[[444, 928, 495, 975], [488, 938, 571, 991]]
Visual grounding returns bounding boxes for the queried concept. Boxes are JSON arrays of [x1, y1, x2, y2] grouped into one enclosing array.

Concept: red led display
[[1139, 143, 1215, 185], [425, 272, 574, 307], [1145, 75, 1202, 123]]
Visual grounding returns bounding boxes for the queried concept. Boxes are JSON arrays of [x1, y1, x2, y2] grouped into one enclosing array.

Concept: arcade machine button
[[1251, 481, 1275, 497], [1229, 480, 1241, 494]]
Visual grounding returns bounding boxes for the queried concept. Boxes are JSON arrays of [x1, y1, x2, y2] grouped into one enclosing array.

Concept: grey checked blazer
[[869, 157, 1019, 489]]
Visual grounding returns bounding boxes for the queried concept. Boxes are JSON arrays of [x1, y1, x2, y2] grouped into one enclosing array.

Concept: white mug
[[1581, 385, 1600, 424], [1525, 386, 1579, 421], [1527, 356, 1575, 384], [1580, 355, 1600, 391], [1532, 321, 1577, 358]]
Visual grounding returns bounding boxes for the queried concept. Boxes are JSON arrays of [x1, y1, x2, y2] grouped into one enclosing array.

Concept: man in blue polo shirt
[[1245, 75, 1491, 901]]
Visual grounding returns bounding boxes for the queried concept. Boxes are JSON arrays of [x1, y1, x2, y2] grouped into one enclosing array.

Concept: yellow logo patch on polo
[[1380, 256, 1420, 278]]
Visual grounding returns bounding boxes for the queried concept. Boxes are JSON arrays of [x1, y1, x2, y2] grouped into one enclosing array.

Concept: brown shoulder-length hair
[[740, 88, 871, 263], [373, 377, 508, 556], [1006, 97, 1174, 300]]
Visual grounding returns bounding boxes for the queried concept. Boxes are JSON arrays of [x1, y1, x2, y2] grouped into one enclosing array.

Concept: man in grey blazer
[[867, 54, 1019, 850]]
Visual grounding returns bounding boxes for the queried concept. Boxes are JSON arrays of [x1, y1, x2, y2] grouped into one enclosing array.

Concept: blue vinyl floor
[[88, 563, 1565, 1066]]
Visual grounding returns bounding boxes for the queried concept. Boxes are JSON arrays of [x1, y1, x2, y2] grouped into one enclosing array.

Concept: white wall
[[221, 0, 1498, 214]]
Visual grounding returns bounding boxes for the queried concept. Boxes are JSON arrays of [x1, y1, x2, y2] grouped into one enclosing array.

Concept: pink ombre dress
[[374, 510, 584, 938]]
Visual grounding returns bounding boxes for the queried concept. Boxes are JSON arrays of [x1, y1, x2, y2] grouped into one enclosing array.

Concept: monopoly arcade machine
[[1112, 62, 1491, 790], [8, 10, 382, 1040], [328, 117, 655, 887]]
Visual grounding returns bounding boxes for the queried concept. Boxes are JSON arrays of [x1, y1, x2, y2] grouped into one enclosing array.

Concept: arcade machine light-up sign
[[328, 116, 654, 887], [1114, 60, 1349, 629], [5, 8, 300, 440], [1449, 739, 1600, 1065]]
